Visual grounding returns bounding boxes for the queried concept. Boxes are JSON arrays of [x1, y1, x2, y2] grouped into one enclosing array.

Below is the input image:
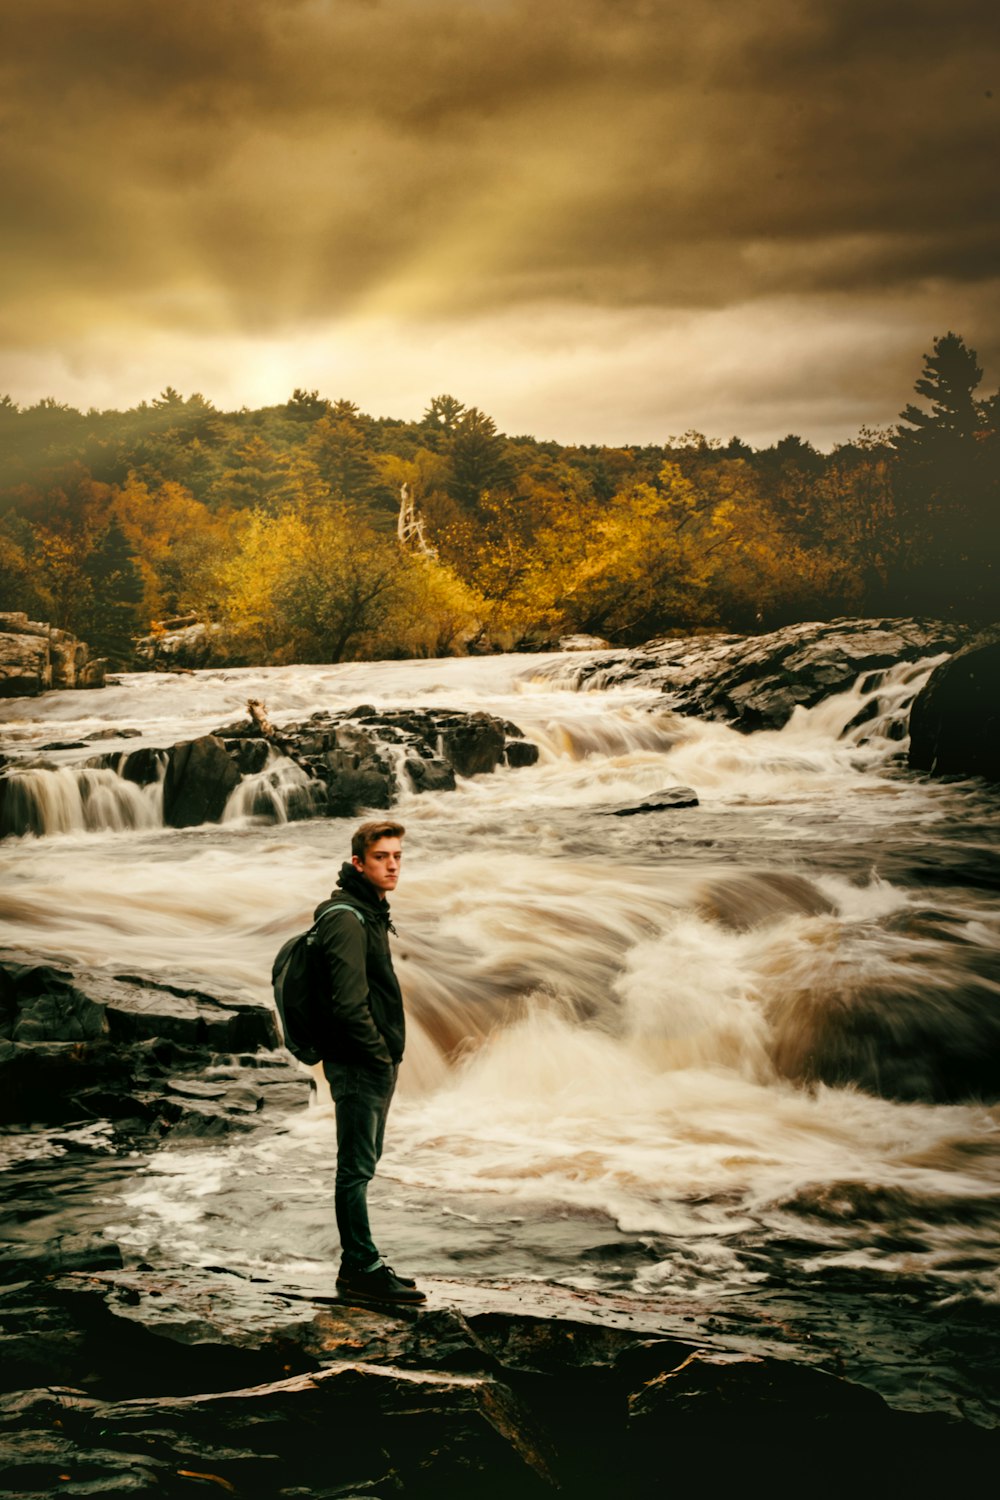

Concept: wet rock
[[2, 1270, 993, 1500], [120, 747, 166, 786], [0, 952, 297, 1129], [908, 636, 1000, 782], [404, 756, 457, 793], [574, 618, 967, 733], [162, 735, 241, 827], [219, 736, 270, 776], [83, 727, 142, 742], [606, 786, 699, 815], [504, 739, 539, 768], [438, 713, 507, 777]]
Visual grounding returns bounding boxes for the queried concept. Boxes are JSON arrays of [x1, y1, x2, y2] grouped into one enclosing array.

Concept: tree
[[896, 333, 984, 456], [447, 408, 512, 509], [220, 503, 404, 663], [421, 395, 465, 447], [113, 476, 229, 618], [307, 406, 385, 512], [82, 517, 145, 663], [285, 388, 330, 422], [893, 333, 997, 617]]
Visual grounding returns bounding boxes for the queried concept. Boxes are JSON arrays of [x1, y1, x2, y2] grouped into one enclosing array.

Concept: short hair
[[352, 820, 405, 859]]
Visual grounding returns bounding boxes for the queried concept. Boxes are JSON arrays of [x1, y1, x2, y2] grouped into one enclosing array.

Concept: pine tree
[[84, 517, 145, 664]]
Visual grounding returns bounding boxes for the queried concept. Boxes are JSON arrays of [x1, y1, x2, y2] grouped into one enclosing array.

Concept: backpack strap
[[309, 900, 366, 942]]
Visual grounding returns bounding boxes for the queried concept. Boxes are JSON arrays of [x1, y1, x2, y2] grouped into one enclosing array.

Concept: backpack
[[271, 903, 365, 1065]]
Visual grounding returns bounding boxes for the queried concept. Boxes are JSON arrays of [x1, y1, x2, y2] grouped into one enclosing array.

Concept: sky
[[1, 0, 998, 448]]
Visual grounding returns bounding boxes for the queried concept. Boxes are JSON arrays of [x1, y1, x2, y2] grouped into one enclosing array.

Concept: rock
[[133, 620, 227, 671], [606, 786, 699, 815], [573, 618, 967, 733], [559, 634, 612, 651], [0, 952, 296, 1129], [120, 747, 166, 786], [626, 1349, 889, 1482], [162, 735, 242, 827], [439, 713, 507, 777], [0, 617, 51, 696], [0, 613, 104, 697], [0, 707, 542, 836], [908, 636, 1000, 781], [1, 1270, 993, 1500], [404, 756, 457, 792], [504, 739, 539, 768]]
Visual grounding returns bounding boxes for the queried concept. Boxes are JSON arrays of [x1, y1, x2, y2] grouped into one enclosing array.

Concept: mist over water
[[2, 649, 999, 1420]]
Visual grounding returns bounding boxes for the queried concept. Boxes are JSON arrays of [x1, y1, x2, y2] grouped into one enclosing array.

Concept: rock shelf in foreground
[[1, 1266, 995, 1499]]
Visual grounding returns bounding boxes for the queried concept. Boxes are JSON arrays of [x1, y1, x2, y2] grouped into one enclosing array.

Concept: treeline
[[0, 333, 996, 665]]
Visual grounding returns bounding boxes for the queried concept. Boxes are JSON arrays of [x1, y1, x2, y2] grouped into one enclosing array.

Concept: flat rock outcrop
[[908, 635, 1000, 781], [0, 951, 304, 1132], [0, 1266, 994, 1499], [0, 612, 106, 697], [574, 617, 966, 733]]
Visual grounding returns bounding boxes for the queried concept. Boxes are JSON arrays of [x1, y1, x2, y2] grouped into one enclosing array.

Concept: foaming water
[[3, 648, 1000, 1415]]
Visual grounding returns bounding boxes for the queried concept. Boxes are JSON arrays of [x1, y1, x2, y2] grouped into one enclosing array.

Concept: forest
[[0, 333, 996, 666]]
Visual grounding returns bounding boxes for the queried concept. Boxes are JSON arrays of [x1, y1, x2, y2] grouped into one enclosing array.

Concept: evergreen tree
[[448, 407, 512, 509], [84, 517, 145, 664]]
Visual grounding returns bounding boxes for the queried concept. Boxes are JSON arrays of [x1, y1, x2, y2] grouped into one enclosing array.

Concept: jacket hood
[[332, 861, 392, 921]]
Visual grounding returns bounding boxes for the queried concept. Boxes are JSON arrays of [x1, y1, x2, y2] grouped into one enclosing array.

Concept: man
[[314, 819, 425, 1306]]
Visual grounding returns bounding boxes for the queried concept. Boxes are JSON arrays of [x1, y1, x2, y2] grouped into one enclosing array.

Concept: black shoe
[[383, 1264, 417, 1288], [336, 1264, 426, 1305]]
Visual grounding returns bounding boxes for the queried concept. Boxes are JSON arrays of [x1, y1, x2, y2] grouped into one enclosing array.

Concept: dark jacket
[[312, 863, 405, 1067]]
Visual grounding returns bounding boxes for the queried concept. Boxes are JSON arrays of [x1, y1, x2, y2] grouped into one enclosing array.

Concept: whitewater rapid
[[2, 648, 999, 1416]]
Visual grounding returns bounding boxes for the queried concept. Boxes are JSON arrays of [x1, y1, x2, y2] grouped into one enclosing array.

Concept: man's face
[[352, 837, 403, 897]]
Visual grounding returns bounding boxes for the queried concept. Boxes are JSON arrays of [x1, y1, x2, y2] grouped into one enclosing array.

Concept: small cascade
[[781, 652, 951, 753], [0, 762, 164, 838], [222, 749, 324, 824]]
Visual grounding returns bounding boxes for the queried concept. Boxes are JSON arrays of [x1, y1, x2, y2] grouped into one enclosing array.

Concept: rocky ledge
[[574, 617, 966, 733], [0, 705, 542, 836], [1, 1255, 995, 1498], [0, 951, 308, 1135], [0, 613, 106, 698]]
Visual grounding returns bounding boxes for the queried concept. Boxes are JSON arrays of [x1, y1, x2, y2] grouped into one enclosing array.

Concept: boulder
[[504, 738, 540, 768], [0, 618, 51, 696], [439, 712, 507, 777], [163, 735, 242, 827], [405, 755, 458, 792], [559, 634, 612, 651], [908, 636, 1000, 781]]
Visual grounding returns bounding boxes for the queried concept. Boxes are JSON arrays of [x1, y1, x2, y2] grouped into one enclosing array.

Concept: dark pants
[[324, 1060, 398, 1271]]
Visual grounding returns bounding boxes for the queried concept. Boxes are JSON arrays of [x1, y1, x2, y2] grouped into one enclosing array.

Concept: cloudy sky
[[1, 0, 997, 446]]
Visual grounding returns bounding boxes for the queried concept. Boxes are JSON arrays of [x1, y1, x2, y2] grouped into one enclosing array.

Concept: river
[[2, 647, 999, 1425]]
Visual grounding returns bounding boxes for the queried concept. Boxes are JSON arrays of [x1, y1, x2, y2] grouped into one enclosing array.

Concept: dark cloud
[[0, 1, 997, 367]]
